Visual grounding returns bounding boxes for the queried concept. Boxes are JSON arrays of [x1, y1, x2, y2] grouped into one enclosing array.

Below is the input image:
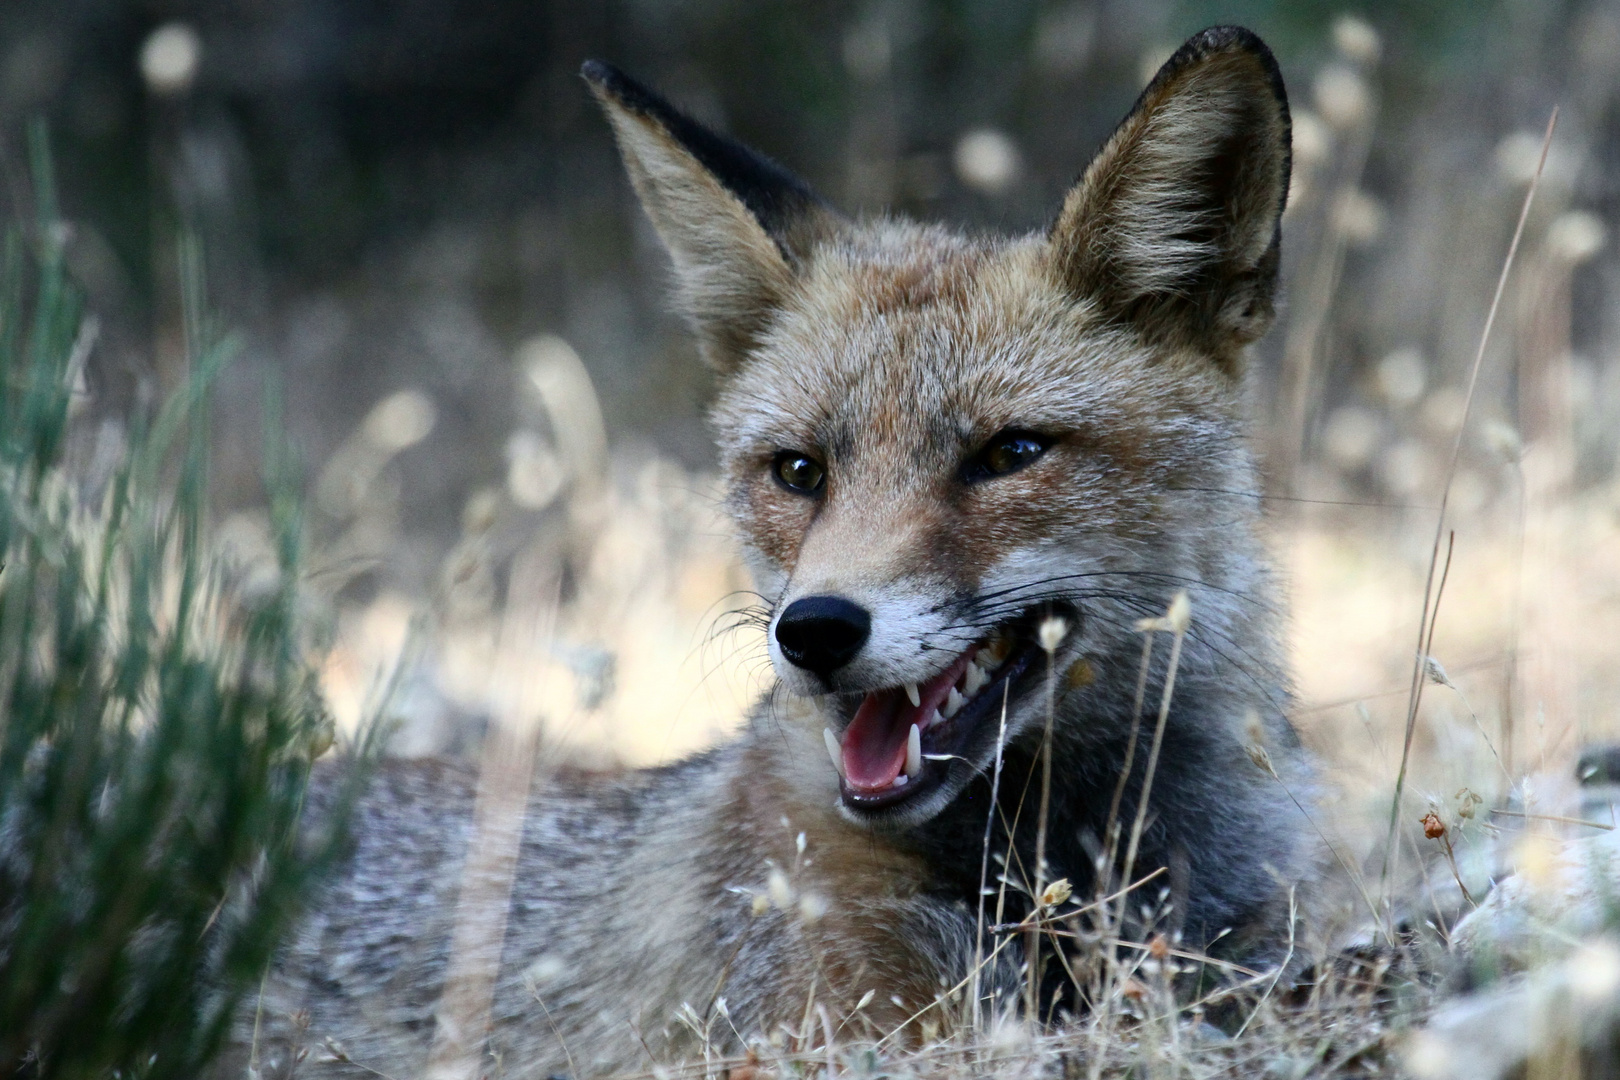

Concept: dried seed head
[[1244, 708, 1265, 746], [1483, 419, 1523, 464], [1314, 64, 1369, 129], [1548, 210, 1607, 264], [1037, 616, 1069, 653], [1165, 591, 1191, 634], [1148, 933, 1170, 960], [1066, 658, 1095, 688], [1570, 939, 1620, 1002], [1332, 14, 1382, 65], [1421, 810, 1446, 840], [1423, 655, 1455, 689], [1039, 877, 1073, 909], [766, 868, 793, 909], [798, 892, 828, 923], [750, 893, 769, 917]]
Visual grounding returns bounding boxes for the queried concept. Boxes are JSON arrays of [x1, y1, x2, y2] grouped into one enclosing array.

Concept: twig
[[1028, 628, 1062, 1022], [1490, 809, 1615, 831], [970, 680, 1012, 1031], [988, 867, 1168, 933], [1234, 886, 1297, 1037], [1118, 595, 1190, 922], [1104, 632, 1156, 871]]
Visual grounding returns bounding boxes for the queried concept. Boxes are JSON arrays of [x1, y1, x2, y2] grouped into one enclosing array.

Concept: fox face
[[586, 28, 1291, 830]]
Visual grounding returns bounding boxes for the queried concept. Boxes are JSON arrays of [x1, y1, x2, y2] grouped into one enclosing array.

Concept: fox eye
[[965, 430, 1049, 482], [772, 451, 826, 495]]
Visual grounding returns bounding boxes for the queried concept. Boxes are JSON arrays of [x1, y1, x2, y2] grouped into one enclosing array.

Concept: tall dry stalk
[[971, 681, 1012, 1032], [1378, 107, 1558, 912], [1118, 592, 1191, 906], [426, 549, 560, 1079], [1026, 614, 1068, 1021], [1271, 47, 1381, 498]]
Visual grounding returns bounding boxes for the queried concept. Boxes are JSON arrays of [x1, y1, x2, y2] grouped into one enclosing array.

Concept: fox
[[227, 24, 1318, 1078]]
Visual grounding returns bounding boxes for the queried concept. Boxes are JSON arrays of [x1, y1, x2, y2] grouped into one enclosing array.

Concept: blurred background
[[11, 1, 1620, 842]]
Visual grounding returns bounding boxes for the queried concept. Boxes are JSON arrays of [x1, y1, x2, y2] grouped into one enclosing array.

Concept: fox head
[[585, 27, 1292, 829]]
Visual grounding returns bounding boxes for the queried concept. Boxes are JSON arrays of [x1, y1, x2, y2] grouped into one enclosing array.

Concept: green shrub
[[0, 126, 368, 1080]]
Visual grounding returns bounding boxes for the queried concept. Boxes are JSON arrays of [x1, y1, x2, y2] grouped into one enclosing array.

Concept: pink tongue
[[842, 690, 911, 791], [841, 653, 975, 793]]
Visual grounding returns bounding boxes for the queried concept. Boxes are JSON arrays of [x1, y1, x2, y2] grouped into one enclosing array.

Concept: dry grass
[[198, 18, 1620, 1079]]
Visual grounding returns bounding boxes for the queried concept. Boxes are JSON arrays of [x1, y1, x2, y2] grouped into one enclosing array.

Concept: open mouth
[[823, 609, 1058, 812]]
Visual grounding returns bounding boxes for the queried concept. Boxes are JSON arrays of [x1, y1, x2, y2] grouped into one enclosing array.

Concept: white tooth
[[824, 728, 846, 780], [963, 662, 987, 696], [942, 687, 965, 719], [982, 637, 1011, 666], [918, 707, 942, 731], [904, 682, 921, 707], [906, 724, 922, 778], [893, 773, 908, 787]]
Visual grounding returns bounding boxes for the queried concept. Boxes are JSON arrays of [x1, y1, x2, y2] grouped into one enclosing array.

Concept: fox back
[[228, 26, 1318, 1078]]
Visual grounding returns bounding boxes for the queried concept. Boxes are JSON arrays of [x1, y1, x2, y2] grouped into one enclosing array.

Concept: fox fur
[[226, 25, 1318, 1078]]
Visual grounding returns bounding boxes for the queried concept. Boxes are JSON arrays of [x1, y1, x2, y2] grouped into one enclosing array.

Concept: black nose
[[775, 595, 871, 678]]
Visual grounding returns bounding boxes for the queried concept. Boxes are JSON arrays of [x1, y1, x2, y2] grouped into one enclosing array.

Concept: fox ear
[[583, 61, 833, 372], [1048, 27, 1290, 371]]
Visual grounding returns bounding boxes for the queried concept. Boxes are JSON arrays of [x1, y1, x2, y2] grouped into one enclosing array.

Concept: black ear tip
[[580, 59, 650, 109], [579, 59, 616, 86], [580, 60, 698, 134], [1155, 25, 1286, 105]]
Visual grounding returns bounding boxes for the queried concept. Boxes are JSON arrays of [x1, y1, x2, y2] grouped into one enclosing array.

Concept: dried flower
[[1165, 591, 1191, 634], [1332, 14, 1382, 65], [1066, 658, 1095, 688], [1037, 616, 1069, 653], [1421, 810, 1446, 840], [1038, 877, 1072, 909], [1135, 591, 1192, 635], [798, 892, 828, 923], [766, 868, 793, 909], [1424, 655, 1455, 689]]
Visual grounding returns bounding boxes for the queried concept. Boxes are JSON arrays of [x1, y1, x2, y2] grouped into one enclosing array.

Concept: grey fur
[[220, 26, 1318, 1078]]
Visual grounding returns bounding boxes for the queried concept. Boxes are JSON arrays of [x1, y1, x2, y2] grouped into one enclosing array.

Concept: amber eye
[[965, 430, 1049, 483], [772, 451, 826, 495]]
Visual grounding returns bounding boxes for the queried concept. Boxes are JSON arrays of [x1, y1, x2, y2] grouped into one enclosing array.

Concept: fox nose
[[775, 595, 871, 678]]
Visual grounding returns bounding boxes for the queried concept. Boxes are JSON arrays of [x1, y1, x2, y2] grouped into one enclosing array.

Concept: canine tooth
[[906, 723, 922, 778], [823, 728, 846, 780], [963, 662, 987, 696], [942, 687, 965, 719], [904, 682, 921, 707]]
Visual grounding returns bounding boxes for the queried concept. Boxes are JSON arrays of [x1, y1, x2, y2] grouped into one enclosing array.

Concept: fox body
[[232, 26, 1317, 1078]]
